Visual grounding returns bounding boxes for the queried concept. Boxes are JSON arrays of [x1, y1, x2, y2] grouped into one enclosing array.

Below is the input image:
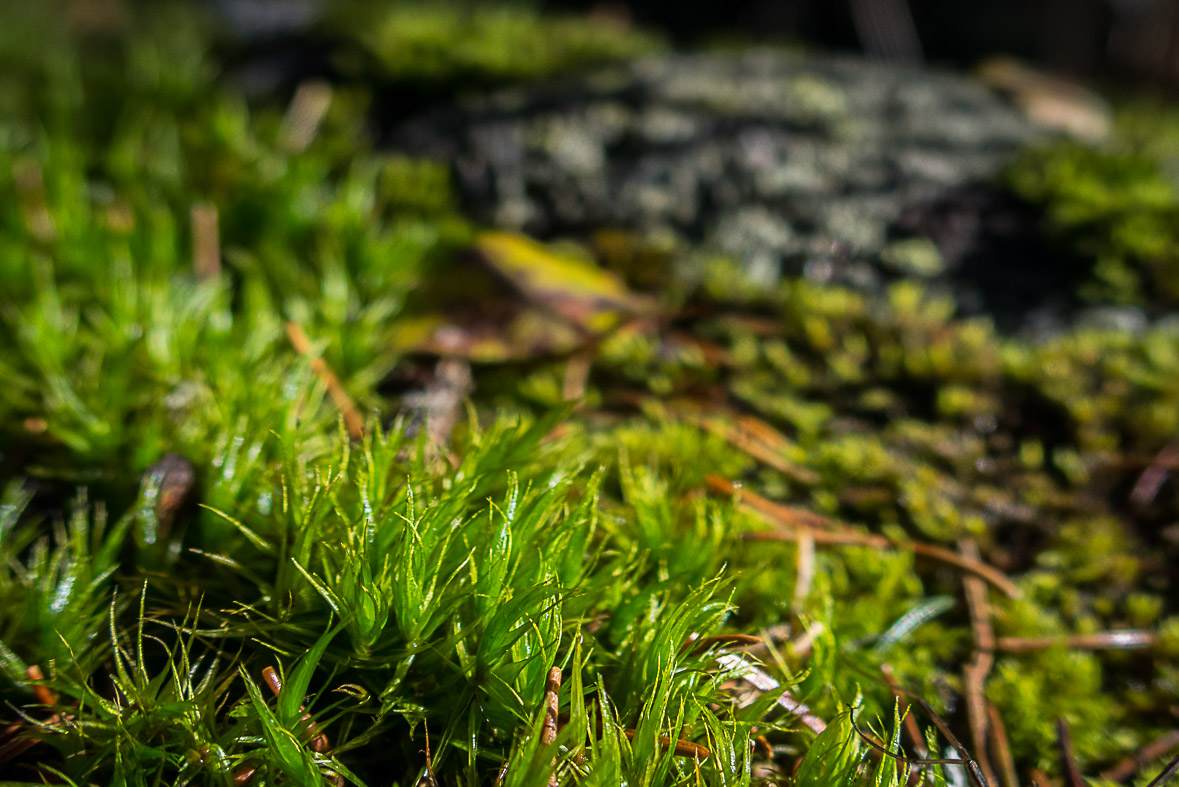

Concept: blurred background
[[195, 0, 1179, 89]]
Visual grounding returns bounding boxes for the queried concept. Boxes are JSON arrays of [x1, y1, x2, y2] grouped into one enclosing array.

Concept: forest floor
[[2, 2, 1179, 786]]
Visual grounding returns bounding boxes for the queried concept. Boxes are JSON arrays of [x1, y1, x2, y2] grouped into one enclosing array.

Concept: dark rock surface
[[392, 50, 1071, 327]]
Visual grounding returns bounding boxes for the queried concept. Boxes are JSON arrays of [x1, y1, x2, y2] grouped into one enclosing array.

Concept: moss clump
[[332, 2, 664, 87], [1006, 104, 1179, 306]]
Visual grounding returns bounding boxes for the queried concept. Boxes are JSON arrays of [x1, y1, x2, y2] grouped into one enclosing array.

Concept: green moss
[[2, 2, 1179, 784], [988, 650, 1128, 771], [336, 2, 664, 87], [1006, 105, 1179, 306]]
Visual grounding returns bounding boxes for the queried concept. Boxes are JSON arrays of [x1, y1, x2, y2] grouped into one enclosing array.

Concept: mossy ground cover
[[2, 2, 1179, 786]]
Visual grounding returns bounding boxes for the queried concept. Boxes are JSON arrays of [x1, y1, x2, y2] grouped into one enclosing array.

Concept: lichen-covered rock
[[394, 50, 1041, 298]]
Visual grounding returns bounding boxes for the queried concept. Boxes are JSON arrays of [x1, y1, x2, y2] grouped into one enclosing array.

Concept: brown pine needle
[[742, 528, 1020, 599], [285, 322, 365, 439], [1101, 730, 1179, 783], [416, 719, 439, 786], [996, 630, 1158, 653], [684, 412, 821, 485], [707, 475, 836, 530], [986, 702, 1019, 787], [961, 539, 998, 787], [1057, 719, 1085, 787], [622, 729, 711, 760], [713, 476, 1020, 598]]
